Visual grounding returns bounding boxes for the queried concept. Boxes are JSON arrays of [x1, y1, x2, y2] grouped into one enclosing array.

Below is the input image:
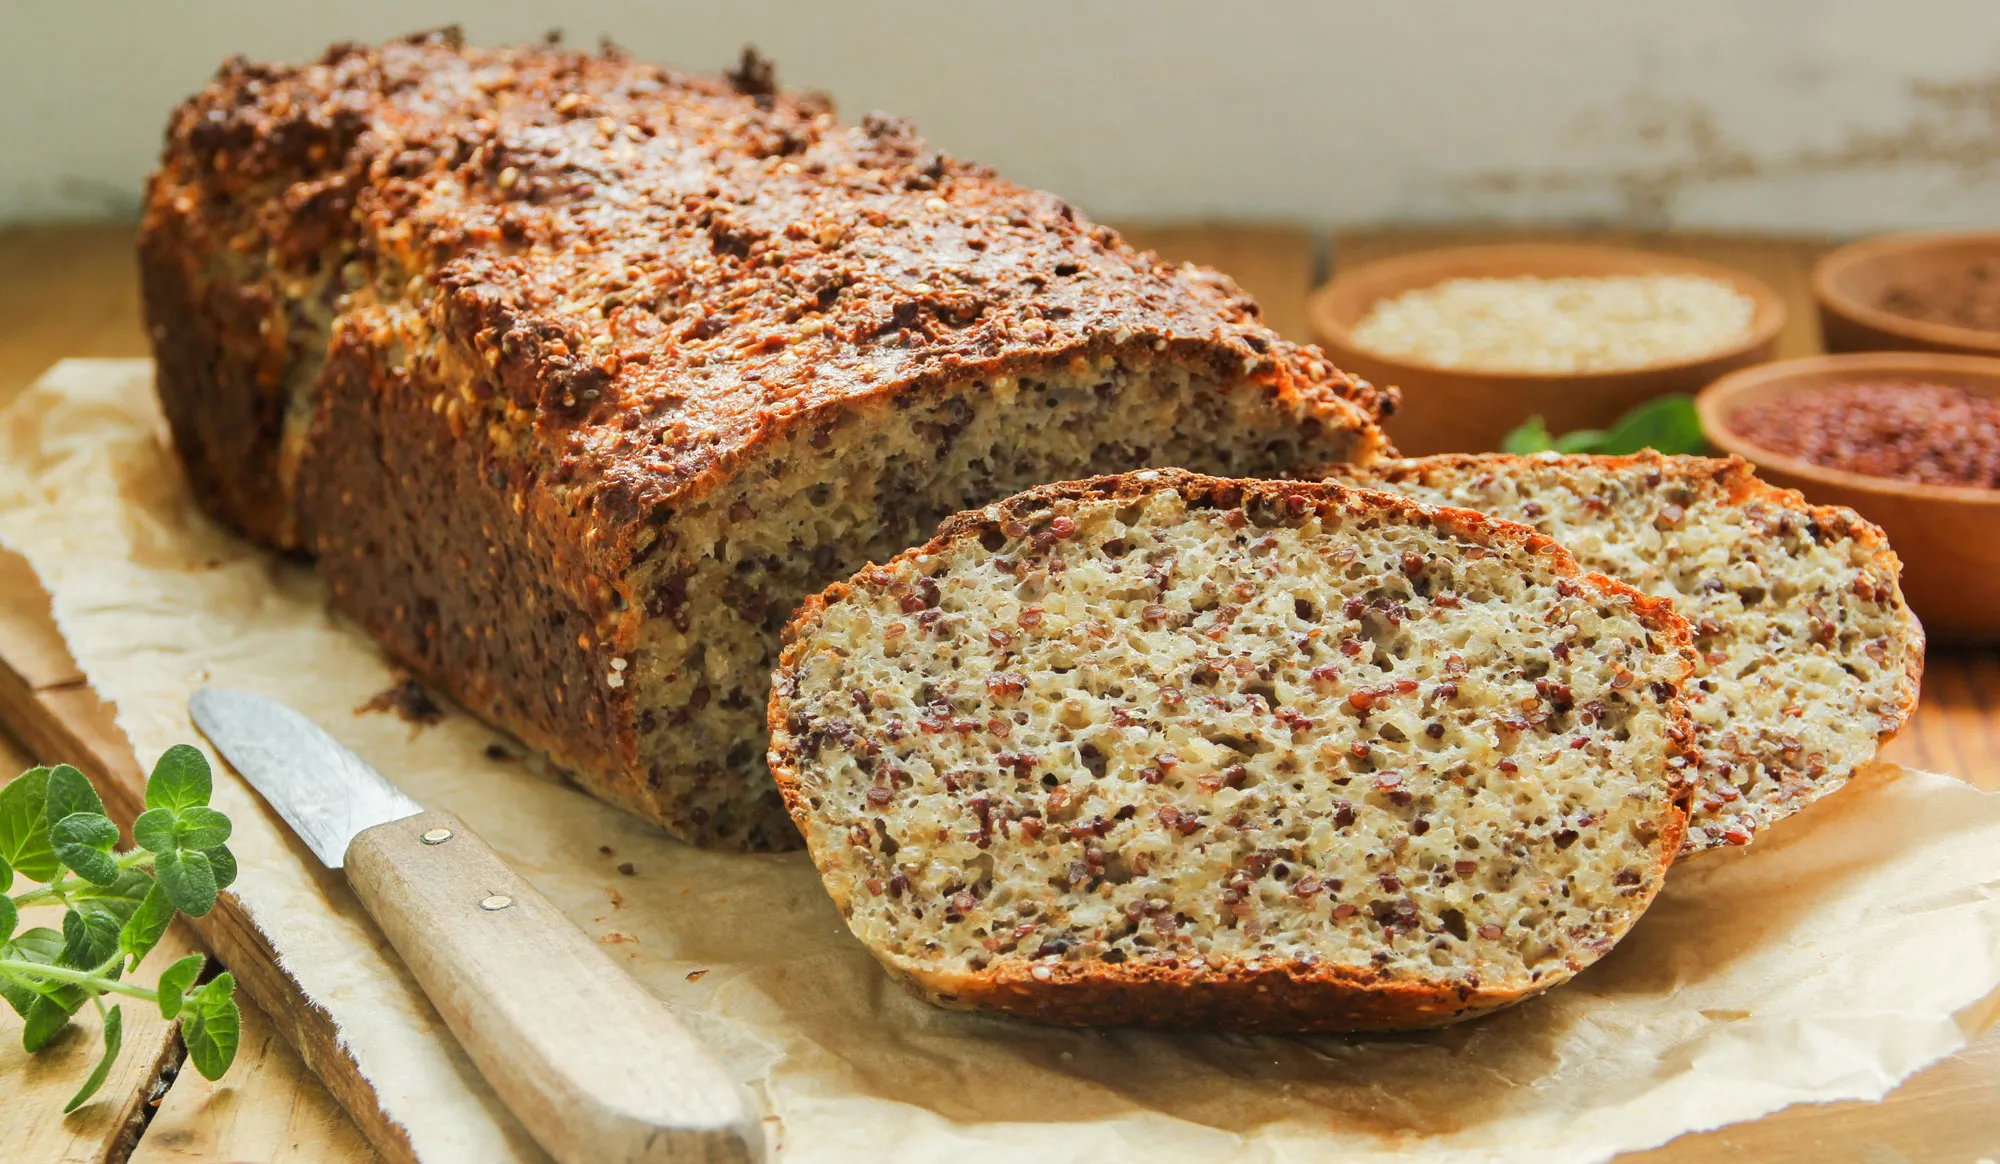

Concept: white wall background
[[4, 0, 1998, 232]]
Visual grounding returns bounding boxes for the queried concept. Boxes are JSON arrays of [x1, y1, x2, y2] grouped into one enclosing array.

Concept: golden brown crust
[[770, 469, 1696, 1030], [141, 34, 1391, 846], [144, 31, 1391, 550]]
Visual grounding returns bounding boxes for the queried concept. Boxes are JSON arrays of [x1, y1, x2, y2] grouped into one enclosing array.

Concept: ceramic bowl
[[1814, 231, 2000, 357], [1309, 244, 1786, 456]]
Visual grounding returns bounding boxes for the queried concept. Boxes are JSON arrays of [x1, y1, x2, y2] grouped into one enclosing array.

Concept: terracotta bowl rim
[[1812, 230, 2000, 355], [1697, 351, 2000, 507], [1308, 242, 1788, 384]]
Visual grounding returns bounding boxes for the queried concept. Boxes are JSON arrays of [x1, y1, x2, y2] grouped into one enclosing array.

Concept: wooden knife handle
[[344, 810, 763, 1164]]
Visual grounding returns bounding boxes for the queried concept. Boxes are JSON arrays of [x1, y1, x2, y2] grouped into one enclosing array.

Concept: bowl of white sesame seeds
[[1310, 244, 1786, 455]]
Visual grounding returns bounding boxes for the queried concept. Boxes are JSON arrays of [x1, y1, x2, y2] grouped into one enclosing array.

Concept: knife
[[189, 687, 763, 1164]]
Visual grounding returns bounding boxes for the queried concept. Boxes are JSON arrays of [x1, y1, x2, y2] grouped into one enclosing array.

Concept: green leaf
[[155, 954, 205, 1020], [8, 917, 92, 1044], [132, 807, 177, 854], [51, 812, 121, 886], [206, 845, 237, 892], [43, 765, 105, 829], [9, 925, 64, 963], [63, 1004, 122, 1113], [1553, 428, 1609, 453], [60, 906, 121, 972], [22, 992, 75, 1052], [118, 882, 175, 964], [0, 767, 59, 883], [73, 868, 154, 921], [1501, 396, 1711, 459], [1500, 415, 1554, 454], [181, 973, 239, 1080], [173, 806, 231, 851], [1593, 394, 1708, 456], [0, 851, 12, 894], [0, 926, 63, 1018], [0, 973, 34, 1019], [145, 745, 212, 814], [0, 892, 13, 944], [154, 848, 218, 917]]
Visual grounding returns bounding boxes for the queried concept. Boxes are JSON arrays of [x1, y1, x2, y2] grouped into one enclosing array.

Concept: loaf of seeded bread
[[1332, 453, 1924, 854], [770, 470, 1697, 1031], [140, 32, 1392, 849]]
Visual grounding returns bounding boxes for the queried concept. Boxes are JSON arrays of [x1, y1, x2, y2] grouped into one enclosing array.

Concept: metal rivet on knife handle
[[422, 827, 454, 845], [480, 894, 515, 912]]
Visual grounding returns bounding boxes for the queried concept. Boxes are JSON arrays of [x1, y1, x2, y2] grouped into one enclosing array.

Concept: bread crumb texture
[[771, 471, 1696, 1031], [1345, 453, 1924, 854]]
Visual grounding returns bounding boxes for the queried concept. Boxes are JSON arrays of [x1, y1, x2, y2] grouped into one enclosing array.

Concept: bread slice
[[1333, 453, 1925, 855], [769, 470, 1697, 1031]]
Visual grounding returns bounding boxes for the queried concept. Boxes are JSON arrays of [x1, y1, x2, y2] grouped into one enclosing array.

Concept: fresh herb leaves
[[180, 972, 240, 1080], [0, 768, 59, 883], [1502, 394, 1710, 457], [0, 748, 241, 1112]]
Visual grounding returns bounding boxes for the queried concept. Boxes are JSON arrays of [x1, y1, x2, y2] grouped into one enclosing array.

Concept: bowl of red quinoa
[[1310, 243, 1785, 456], [1815, 232, 2000, 358], [1699, 351, 2000, 639]]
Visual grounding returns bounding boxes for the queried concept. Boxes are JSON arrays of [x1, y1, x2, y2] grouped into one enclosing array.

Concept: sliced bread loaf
[[769, 470, 1697, 1031], [1335, 453, 1924, 855], [143, 36, 1390, 850]]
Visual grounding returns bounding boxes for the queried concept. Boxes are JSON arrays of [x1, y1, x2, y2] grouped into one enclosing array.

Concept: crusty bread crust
[[1335, 452, 1925, 855], [770, 469, 1696, 1031], [140, 33, 1391, 846]]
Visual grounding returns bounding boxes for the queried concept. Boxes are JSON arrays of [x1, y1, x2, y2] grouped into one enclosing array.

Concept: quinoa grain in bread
[[1340, 453, 1924, 854], [771, 471, 1697, 1031]]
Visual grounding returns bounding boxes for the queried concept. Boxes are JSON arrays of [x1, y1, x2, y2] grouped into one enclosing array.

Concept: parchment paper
[[4, 359, 2000, 1164]]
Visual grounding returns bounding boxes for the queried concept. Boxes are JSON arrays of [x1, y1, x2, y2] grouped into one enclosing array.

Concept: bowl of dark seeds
[[1815, 232, 2000, 358]]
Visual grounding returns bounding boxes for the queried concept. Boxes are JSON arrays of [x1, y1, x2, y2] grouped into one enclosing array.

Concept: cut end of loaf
[[770, 471, 1695, 1030], [623, 356, 1377, 849]]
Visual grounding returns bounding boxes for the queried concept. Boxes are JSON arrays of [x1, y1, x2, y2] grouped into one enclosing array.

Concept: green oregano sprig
[[1502, 394, 1711, 457], [0, 746, 241, 1111]]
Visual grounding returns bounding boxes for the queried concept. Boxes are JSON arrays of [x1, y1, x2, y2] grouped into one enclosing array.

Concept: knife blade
[[189, 689, 423, 867], [190, 687, 763, 1164]]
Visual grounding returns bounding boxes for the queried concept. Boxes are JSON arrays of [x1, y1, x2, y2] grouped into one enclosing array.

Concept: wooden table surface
[[1, 222, 1994, 1163]]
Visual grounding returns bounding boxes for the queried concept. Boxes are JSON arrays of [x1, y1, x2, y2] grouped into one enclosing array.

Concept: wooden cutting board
[[2, 223, 1998, 1164]]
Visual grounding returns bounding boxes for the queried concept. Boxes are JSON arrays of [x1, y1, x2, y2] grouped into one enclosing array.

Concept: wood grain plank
[[0, 921, 204, 1164], [128, 988, 379, 1164], [1, 717, 37, 777], [0, 670, 201, 1164], [0, 549, 87, 691], [0, 223, 145, 410], [1883, 650, 2000, 791], [0, 529, 378, 1159], [0, 670, 418, 1164]]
